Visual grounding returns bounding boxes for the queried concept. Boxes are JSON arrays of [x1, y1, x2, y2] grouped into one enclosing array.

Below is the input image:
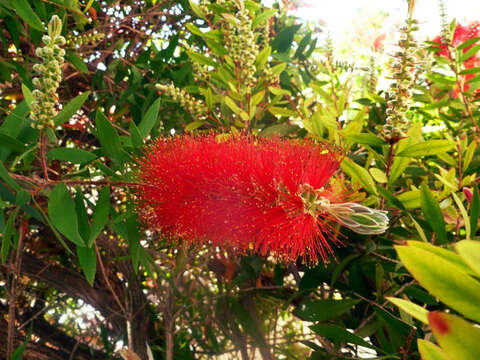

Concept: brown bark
[[1, 250, 151, 359]]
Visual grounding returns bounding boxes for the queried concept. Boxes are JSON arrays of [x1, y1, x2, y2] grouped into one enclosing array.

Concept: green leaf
[[369, 168, 387, 183], [455, 240, 480, 277], [462, 141, 476, 172], [460, 44, 480, 62], [397, 140, 456, 157], [12, 0, 44, 31], [471, 185, 479, 236], [256, 45, 271, 68], [1, 207, 19, 264], [185, 120, 206, 132], [0, 161, 21, 192], [47, 148, 97, 164], [53, 91, 90, 126], [88, 186, 110, 247], [310, 324, 379, 351], [224, 97, 248, 120], [420, 185, 447, 244], [188, 0, 206, 19], [387, 297, 428, 324], [129, 121, 143, 150], [345, 133, 386, 147], [377, 187, 406, 210], [138, 97, 161, 138], [95, 111, 124, 163], [452, 192, 471, 241], [294, 299, 360, 322], [268, 106, 298, 117], [459, 66, 480, 75], [417, 339, 449, 360], [74, 191, 90, 242], [186, 50, 216, 67], [22, 84, 33, 108], [272, 25, 300, 53], [407, 240, 475, 276], [77, 245, 97, 286], [396, 245, 480, 323], [428, 312, 480, 359], [48, 183, 85, 246], [0, 133, 28, 153], [66, 51, 88, 73], [252, 9, 277, 28], [341, 158, 377, 195], [457, 37, 480, 51]]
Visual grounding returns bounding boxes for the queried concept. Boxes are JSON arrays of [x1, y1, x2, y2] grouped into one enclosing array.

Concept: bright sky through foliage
[[281, 0, 480, 41]]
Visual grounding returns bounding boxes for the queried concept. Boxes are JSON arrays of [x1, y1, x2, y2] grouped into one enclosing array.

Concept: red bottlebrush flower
[[373, 33, 387, 52], [135, 134, 387, 263], [432, 22, 480, 95]]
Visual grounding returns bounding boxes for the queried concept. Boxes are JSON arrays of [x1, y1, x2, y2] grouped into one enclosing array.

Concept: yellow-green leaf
[[397, 140, 456, 157], [428, 312, 480, 359], [341, 158, 377, 195], [396, 245, 480, 323], [48, 183, 85, 247], [387, 297, 428, 324], [455, 240, 480, 276], [420, 185, 447, 244], [417, 339, 449, 360]]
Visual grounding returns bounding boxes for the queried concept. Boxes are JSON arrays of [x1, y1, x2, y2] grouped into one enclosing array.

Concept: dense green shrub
[[0, 0, 479, 359]]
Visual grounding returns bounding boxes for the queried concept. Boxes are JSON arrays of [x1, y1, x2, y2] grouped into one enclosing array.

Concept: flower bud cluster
[[31, 15, 65, 130], [225, 4, 259, 89], [383, 18, 418, 141], [66, 31, 104, 49], [156, 83, 208, 119]]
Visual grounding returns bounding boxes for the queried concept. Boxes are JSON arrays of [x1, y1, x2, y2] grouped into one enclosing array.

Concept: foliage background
[[0, 0, 479, 359]]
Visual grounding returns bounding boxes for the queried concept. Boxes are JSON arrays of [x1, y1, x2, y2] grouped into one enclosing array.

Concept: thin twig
[[95, 243, 127, 315]]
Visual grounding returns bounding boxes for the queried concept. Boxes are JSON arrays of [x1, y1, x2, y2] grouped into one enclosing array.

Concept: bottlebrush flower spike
[[135, 134, 388, 263]]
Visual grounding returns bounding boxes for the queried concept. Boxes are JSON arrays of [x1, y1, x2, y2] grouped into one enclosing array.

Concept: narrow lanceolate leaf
[[188, 0, 206, 19], [95, 111, 124, 163], [417, 339, 450, 360], [455, 240, 480, 276], [1, 208, 19, 264], [420, 185, 447, 244], [138, 97, 161, 138], [54, 91, 90, 126], [88, 186, 110, 247], [0, 161, 21, 192], [13, 0, 44, 31], [77, 245, 97, 286], [387, 297, 428, 324], [341, 158, 377, 195], [293, 299, 359, 322], [407, 240, 475, 276], [48, 183, 85, 246], [428, 312, 480, 359], [47, 148, 97, 164], [397, 140, 456, 157], [310, 324, 380, 351], [396, 245, 480, 323], [452, 192, 471, 241]]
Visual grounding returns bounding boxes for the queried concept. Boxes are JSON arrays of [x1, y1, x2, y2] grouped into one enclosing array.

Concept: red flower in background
[[135, 134, 388, 263], [432, 22, 480, 95]]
